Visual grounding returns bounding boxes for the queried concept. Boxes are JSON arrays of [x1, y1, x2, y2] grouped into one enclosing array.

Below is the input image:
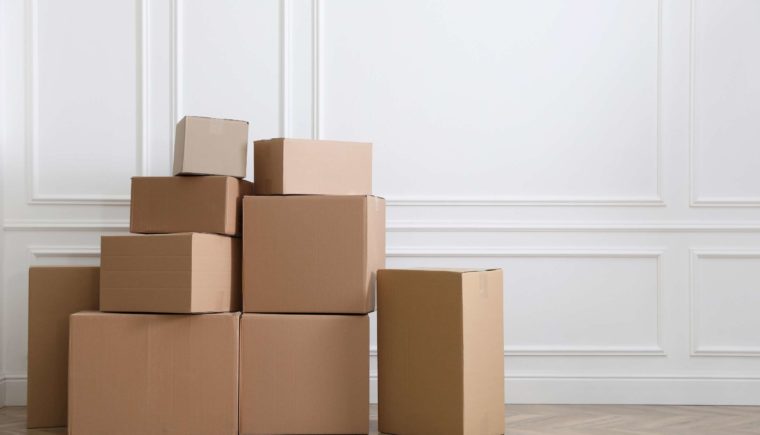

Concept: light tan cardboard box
[[377, 268, 505, 435], [100, 233, 241, 313], [173, 115, 249, 177], [239, 313, 369, 435], [254, 138, 372, 195], [242, 195, 385, 314], [27, 266, 99, 429], [130, 176, 253, 236], [68, 312, 239, 435]]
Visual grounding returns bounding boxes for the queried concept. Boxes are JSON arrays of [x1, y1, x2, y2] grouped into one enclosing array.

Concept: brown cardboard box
[[100, 233, 241, 313], [68, 312, 239, 435], [173, 115, 249, 177], [377, 269, 505, 435], [242, 195, 385, 314], [130, 176, 253, 236], [253, 138, 372, 195], [239, 314, 369, 434], [27, 266, 99, 429]]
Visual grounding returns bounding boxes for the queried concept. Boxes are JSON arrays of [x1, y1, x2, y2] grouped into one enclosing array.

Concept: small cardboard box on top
[[239, 313, 369, 435], [254, 138, 372, 195], [242, 195, 385, 314], [173, 115, 249, 178], [130, 176, 253, 236], [377, 268, 505, 435], [68, 312, 239, 435], [100, 233, 241, 314], [27, 266, 100, 429]]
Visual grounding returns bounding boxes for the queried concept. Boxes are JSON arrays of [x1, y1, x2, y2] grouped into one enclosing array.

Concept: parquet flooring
[[1, 404, 759, 434]]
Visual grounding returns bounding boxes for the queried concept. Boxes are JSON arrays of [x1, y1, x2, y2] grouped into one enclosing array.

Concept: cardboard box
[[68, 312, 239, 435], [173, 115, 249, 177], [100, 233, 241, 313], [377, 269, 504, 435], [130, 176, 253, 236], [253, 138, 372, 195], [27, 266, 99, 429], [239, 314, 369, 434], [242, 195, 385, 314]]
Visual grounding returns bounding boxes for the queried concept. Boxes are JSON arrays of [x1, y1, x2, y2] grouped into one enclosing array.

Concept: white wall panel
[[691, 250, 760, 356], [320, 0, 661, 204], [30, 0, 142, 203], [691, 0, 760, 206]]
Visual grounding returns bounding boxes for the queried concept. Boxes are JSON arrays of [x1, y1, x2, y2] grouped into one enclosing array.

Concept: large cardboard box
[[130, 176, 253, 236], [242, 195, 385, 314], [27, 266, 99, 429], [377, 269, 505, 435], [173, 115, 249, 177], [239, 314, 369, 434], [253, 138, 372, 195], [68, 312, 239, 435], [100, 233, 241, 313]]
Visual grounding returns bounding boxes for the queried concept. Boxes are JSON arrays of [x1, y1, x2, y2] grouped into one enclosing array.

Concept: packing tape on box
[[479, 272, 488, 298]]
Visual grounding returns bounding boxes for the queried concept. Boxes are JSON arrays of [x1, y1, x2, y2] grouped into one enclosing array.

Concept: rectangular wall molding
[[25, 0, 149, 206], [688, 0, 760, 207], [308, 0, 664, 207], [690, 249, 760, 357]]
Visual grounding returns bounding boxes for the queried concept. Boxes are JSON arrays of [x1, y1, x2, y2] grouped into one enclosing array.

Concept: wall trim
[[3, 219, 130, 231], [387, 220, 760, 233], [689, 249, 760, 357], [387, 247, 665, 356], [25, 0, 148, 205], [315, 0, 664, 207], [5, 219, 760, 232], [0, 374, 26, 407], [28, 246, 101, 259], [688, 0, 760, 207]]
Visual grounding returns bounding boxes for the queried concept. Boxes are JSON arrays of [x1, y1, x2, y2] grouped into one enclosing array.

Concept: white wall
[[2, 0, 760, 407]]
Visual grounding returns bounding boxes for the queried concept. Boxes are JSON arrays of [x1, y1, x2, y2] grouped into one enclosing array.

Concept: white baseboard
[[369, 375, 760, 405], [0, 375, 26, 407], [4, 375, 759, 407]]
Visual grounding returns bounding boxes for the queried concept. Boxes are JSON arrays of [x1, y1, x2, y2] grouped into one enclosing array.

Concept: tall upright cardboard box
[[69, 312, 240, 435], [27, 266, 100, 429], [242, 195, 385, 313], [377, 269, 504, 435]]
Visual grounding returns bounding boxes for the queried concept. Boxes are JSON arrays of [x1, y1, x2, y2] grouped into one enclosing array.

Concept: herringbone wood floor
[[2, 404, 759, 434]]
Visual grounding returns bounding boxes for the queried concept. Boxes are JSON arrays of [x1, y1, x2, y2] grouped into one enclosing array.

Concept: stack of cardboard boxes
[[28, 116, 383, 435], [239, 138, 382, 434], [27, 115, 505, 435]]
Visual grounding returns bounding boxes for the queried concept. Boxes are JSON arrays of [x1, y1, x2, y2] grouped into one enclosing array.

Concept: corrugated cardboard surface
[[254, 138, 372, 195], [377, 269, 504, 435], [242, 195, 385, 314], [130, 176, 253, 236], [68, 312, 240, 435], [173, 116, 248, 178], [27, 267, 99, 429], [239, 314, 369, 434], [100, 233, 241, 313]]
